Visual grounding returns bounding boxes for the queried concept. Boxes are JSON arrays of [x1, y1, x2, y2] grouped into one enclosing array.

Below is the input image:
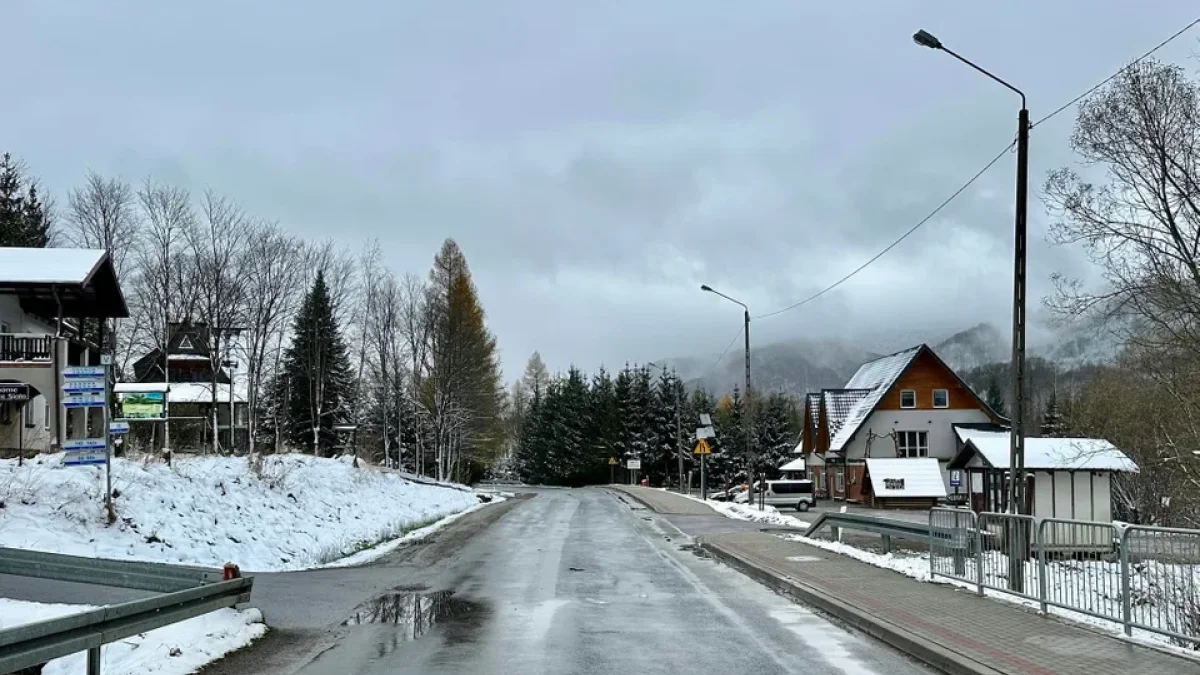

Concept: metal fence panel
[[977, 512, 1040, 602], [1036, 518, 1122, 623], [1121, 525, 1200, 648], [929, 507, 978, 589]]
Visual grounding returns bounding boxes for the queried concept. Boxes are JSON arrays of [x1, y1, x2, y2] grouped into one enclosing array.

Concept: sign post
[[62, 363, 113, 517], [608, 457, 618, 484], [693, 438, 712, 500], [626, 458, 641, 486]]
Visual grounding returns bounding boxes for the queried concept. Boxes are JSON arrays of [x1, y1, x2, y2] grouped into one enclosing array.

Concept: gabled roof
[[0, 248, 128, 318], [823, 388, 872, 442], [779, 456, 807, 472], [829, 344, 1002, 452], [829, 346, 923, 451], [949, 428, 1138, 472]]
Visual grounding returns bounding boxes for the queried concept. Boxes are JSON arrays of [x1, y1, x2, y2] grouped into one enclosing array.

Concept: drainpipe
[[52, 287, 63, 451]]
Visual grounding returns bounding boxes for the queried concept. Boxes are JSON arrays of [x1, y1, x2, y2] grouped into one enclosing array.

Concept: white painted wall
[[0, 296, 55, 333], [1032, 471, 1115, 522], [843, 409, 992, 491]]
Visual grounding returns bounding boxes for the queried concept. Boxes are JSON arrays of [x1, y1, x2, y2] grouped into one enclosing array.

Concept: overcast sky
[[6, 2, 1200, 378]]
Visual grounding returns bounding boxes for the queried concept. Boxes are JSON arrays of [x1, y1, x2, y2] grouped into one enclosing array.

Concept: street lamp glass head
[[700, 284, 713, 292], [913, 30, 942, 50]]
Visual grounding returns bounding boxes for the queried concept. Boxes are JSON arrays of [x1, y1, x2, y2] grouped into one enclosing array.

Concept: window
[[933, 389, 949, 408], [835, 468, 846, 494], [900, 390, 916, 409], [44, 401, 50, 430], [177, 336, 195, 351], [896, 431, 928, 458], [22, 403, 34, 429], [769, 481, 813, 494]]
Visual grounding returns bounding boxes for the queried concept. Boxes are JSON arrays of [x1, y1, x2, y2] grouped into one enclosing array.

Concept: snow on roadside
[[0, 598, 266, 675], [0, 453, 480, 571], [669, 490, 813, 529]]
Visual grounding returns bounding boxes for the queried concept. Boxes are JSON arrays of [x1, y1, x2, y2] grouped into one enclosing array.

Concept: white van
[[735, 480, 815, 511]]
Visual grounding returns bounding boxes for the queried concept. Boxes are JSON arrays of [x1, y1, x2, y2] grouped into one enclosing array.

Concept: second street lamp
[[915, 27, 1031, 592], [700, 284, 756, 508]]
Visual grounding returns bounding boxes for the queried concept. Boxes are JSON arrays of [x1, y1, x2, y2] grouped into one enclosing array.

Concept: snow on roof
[[114, 381, 247, 404], [823, 389, 872, 443], [866, 458, 948, 498], [792, 439, 805, 454], [954, 428, 1138, 472], [806, 393, 821, 431], [0, 248, 106, 284], [167, 354, 211, 362], [780, 456, 807, 472], [829, 346, 923, 452]]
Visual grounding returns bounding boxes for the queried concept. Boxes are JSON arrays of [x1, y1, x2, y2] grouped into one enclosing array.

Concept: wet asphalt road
[[291, 489, 933, 675], [0, 490, 935, 674]]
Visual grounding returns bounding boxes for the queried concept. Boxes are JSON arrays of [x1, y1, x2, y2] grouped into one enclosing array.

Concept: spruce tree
[[985, 376, 1006, 416], [0, 154, 51, 248], [277, 271, 353, 455], [1040, 390, 1067, 437]]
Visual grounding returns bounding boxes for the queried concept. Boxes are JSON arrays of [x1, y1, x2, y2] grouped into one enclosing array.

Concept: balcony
[[0, 334, 53, 363]]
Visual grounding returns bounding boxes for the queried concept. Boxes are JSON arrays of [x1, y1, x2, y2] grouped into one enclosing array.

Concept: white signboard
[[626, 459, 642, 470], [62, 379, 106, 394], [695, 426, 715, 440], [64, 451, 107, 466], [109, 421, 130, 434], [699, 414, 713, 426], [63, 393, 106, 409], [64, 438, 106, 452], [63, 366, 105, 379]]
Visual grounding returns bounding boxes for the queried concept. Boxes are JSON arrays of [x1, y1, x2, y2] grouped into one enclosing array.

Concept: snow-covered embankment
[[0, 453, 482, 571]]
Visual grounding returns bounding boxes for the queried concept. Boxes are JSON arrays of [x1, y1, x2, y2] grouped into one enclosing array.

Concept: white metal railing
[[929, 507, 1200, 648]]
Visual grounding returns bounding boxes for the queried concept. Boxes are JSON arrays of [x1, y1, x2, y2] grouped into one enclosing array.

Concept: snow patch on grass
[[0, 598, 265, 675], [0, 453, 480, 571]]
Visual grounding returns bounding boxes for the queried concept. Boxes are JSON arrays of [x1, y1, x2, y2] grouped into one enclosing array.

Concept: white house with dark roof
[[0, 247, 128, 455], [804, 344, 1005, 503]]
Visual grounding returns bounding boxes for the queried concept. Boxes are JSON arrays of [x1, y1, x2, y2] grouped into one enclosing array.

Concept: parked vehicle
[[734, 480, 815, 511]]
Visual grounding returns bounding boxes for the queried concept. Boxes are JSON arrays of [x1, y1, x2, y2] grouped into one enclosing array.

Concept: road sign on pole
[[62, 379, 106, 394], [62, 366, 105, 379], [693, 438, 712, 455], [626, 459, 641, 470], [949, 470, 962, 488], [109, 421, 130, 435]]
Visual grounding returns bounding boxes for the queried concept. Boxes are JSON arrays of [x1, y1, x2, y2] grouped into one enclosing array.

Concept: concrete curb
[[606, 486, 657, 511], [698, 536, 1007, 675]]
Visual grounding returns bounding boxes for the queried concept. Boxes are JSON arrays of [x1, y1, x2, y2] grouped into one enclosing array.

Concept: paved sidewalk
[[616, 486, 1199, 675]]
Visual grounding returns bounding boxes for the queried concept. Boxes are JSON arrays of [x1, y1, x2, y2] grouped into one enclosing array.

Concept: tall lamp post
[[648, 361, 684, 492], [914, 28, 1030, 592], [700, 284, 755, 507]]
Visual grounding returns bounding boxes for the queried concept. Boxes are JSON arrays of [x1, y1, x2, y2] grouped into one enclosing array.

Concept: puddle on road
[[342, 589, 488, 647]]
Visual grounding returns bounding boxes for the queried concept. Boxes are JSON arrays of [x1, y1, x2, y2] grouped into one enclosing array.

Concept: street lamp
[[915, 28, 1031, 594], [700, 284, 756, 507], [648, 361, 685, 491], [914, 29, 1029, 517]]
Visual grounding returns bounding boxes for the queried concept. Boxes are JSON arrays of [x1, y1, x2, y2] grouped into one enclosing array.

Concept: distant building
[[802, 344, 1004, 505], [0, 247, 127, 455], [118, 321, 248, 452]]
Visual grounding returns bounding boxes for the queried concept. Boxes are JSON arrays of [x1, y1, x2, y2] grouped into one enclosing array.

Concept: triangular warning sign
[[693, 438, 712, 455]]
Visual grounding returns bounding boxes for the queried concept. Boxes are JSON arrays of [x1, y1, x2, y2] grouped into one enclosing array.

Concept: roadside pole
[[700, 453, 707, 500], [102, 355, 113, 519]]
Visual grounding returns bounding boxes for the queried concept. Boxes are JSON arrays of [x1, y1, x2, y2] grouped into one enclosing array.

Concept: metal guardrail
[[929, 507, 1200, 648], [804, 511, 933, 554], [0, 548, 252, 674], [0, 547, 225, 593]]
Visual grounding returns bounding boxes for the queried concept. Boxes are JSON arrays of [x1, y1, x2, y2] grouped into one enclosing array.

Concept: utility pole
[[700, 284, 755, 508], [914, 28, 1030, 594], [1010, 107, 1030, 518], [675, 374, 683, 491]]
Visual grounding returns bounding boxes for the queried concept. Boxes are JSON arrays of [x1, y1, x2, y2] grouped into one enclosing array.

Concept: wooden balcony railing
[[0, 334, 53, 363]]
